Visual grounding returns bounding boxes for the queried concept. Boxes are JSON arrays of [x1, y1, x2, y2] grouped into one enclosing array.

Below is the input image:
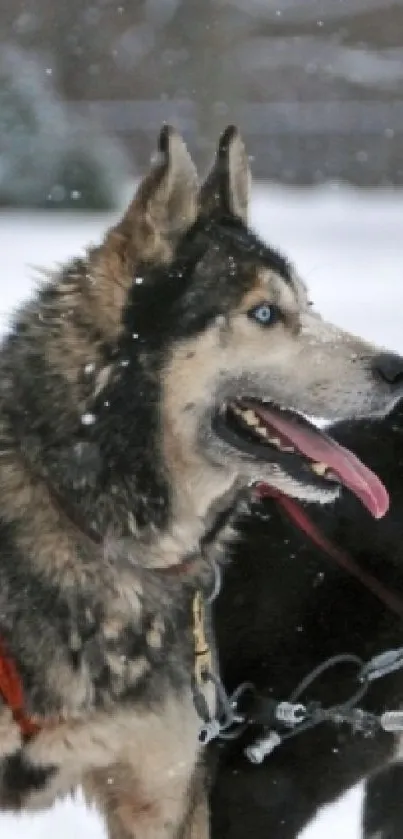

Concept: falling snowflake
[[81, 412, 96, 426]]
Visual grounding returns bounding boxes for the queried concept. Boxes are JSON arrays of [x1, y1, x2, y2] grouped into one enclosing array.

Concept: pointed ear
[[111, 125, 198, 263], [199, 126, 251, 223]]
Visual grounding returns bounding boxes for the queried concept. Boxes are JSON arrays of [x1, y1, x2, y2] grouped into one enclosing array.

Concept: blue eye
[[248, 303, 278, 327]]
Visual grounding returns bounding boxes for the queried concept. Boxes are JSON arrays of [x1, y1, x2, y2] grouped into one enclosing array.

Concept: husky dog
[[0, 124, 401, 838], [212, 400, 403, 839]]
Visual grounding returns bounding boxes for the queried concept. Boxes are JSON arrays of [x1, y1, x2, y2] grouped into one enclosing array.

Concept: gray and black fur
[[0, 124, 401, 839]]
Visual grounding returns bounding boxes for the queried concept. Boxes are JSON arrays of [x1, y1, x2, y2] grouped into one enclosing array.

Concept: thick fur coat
[[0, 123, 402, 839]]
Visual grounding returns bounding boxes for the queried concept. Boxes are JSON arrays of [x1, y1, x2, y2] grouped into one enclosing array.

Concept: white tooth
[[281, 445, 295, 453], [268, 436, 282, 448], [244, 409, 259, 427], [255, 426, 269, 438], [311, 461, 328, 476]]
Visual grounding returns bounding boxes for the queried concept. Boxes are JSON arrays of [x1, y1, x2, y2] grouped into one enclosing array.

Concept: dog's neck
[[18, 369, 243, 570]]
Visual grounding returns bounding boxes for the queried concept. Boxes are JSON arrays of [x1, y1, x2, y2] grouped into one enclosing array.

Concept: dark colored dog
[[0, 121, 401, 838], [211, 401, 403, 839]]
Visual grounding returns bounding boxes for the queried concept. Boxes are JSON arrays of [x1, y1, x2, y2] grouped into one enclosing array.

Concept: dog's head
[[99, 126, 403, 527]]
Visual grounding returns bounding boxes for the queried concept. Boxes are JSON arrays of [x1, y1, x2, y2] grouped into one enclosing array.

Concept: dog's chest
[[83, 572, 218, 725], [0, 585, 217, 810]]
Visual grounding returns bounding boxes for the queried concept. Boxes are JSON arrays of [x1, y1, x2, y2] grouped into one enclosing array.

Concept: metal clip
[[244, 731, 281, 764], [360, 648, 403, 683], [275, 702, 306, 727], [199, 719, 222, 745], [380, 711, 403, 732]]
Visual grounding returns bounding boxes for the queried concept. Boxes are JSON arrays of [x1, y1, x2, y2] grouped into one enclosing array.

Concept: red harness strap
[[0, 638, 40, 738]]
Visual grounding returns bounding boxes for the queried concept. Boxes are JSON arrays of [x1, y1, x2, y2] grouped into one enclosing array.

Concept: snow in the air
[[1, 184, 402, 837]]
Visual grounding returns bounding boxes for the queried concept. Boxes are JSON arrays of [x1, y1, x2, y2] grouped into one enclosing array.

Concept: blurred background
[[1, 0, 403, 209]]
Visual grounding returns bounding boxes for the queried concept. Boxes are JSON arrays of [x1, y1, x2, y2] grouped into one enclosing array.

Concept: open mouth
[[214, 398, 389, 519]]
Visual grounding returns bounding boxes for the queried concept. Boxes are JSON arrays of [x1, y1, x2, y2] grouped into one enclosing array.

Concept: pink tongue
[[252, 405, 389, 519]]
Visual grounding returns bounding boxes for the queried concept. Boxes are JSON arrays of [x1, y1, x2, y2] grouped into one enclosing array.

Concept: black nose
[[372, 352, 403, 385]]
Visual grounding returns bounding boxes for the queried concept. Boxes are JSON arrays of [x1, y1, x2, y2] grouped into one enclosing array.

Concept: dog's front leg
[[84, 760, 203, 839], [179, 762, 210, 839]]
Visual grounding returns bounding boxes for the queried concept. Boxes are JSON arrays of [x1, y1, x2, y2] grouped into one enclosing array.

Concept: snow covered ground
[[0, 184, 402, 837]]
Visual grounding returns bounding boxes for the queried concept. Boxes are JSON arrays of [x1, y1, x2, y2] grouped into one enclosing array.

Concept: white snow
[[1, 183, 402, 837]]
